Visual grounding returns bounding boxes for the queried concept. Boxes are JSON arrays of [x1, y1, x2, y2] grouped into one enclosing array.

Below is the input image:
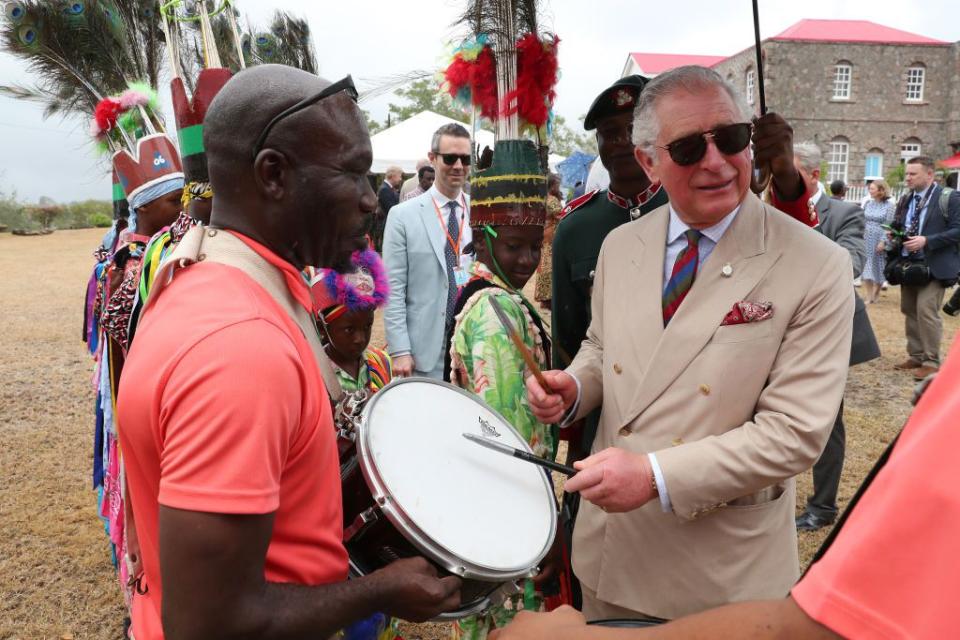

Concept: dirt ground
[[1, 228, 957, 639]]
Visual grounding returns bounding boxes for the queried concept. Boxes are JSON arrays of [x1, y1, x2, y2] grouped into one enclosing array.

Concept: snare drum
[[340, 378, 558, 620]]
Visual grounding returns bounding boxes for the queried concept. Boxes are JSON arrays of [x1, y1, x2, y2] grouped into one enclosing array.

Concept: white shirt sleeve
[[648, 452, 672, 512]]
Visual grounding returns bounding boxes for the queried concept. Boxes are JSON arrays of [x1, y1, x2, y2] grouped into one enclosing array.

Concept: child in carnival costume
[[310, 249, 403, 640]]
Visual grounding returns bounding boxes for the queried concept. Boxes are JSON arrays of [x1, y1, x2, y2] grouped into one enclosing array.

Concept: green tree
[[387, 78, 469, 123], [65, 199, 113, 229], [886, 162, 906, 188], [362, 108, 384, 135], [549, 114, 597, 156], [0, 178, 22, 232]]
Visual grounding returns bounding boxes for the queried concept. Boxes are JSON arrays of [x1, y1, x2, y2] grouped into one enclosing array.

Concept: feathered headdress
[[446, 0, 557, 228], [311, 249, 390, 323], [2, 0, 170, 218]]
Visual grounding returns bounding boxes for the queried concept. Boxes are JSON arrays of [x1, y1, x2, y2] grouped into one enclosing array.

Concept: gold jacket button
[[613, 363, 623, 374], [699, 383, 711, 396], [671, 437, 684, 446], [619, 426, 631, 437]]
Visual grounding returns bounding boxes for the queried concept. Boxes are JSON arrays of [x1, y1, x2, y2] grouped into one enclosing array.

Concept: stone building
[[623, 19, 960, 187]]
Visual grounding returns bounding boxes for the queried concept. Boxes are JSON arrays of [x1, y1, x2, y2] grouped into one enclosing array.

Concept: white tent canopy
[[369, 110, 565, 174]]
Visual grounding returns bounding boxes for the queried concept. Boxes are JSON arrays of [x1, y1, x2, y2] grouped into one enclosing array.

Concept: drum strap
[[141, 225, 343, 402]]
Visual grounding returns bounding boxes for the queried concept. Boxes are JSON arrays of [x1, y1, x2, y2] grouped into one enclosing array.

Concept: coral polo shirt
[[792, 335, 960, 639], [117, 231, 348, 640]]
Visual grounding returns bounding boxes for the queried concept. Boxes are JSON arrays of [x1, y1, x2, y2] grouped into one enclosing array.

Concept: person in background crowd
[[383, 122, 474, 379], [400, 158, 430, 200], [534, 173, 563, 310], [790, 143, 880, 532], [862, 179, 896, 304], [374, 165, 402, 251], [829, 179, 846, 200], [401, 164, 436, 202], [889, 156, 960, 379]]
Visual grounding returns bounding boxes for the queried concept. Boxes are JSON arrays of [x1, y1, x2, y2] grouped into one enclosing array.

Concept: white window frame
[[906, 66, 925, 102], [901, 142, 922, 162], [828, 140, 849, 183], [864, 152, 884, 180], [833, 64, 852, 99], [745, 69, 755, 105]]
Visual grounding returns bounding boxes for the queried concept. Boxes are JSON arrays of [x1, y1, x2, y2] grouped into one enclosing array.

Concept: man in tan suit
[[527, 65, 853, 620]]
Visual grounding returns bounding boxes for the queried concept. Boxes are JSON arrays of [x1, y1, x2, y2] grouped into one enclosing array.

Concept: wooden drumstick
[[487, 295, 551, 391]]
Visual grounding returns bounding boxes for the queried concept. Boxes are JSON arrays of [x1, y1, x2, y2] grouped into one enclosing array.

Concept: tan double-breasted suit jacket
[[568, 192, 854, 618]]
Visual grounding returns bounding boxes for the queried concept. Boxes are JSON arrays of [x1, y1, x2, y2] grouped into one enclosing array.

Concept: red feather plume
[[505, 34, 560, 129], [444, 45, 499, 120]]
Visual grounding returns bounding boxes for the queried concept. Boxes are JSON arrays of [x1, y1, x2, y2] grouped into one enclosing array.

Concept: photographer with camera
[[885, 155, 960, 379]]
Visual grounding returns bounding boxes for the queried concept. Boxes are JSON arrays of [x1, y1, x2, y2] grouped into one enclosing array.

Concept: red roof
[[628, 53, 727, 74], [771, 19, 949, 46]]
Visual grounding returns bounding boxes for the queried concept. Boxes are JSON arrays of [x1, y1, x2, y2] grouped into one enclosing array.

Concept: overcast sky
[[0, 0, 956, 203]]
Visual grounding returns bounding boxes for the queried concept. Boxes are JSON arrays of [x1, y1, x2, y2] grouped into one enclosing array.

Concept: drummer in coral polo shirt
[[116, 65, 460, 640]]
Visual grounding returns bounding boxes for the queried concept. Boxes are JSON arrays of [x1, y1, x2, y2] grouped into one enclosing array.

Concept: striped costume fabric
[[662, 229, 702, 325]]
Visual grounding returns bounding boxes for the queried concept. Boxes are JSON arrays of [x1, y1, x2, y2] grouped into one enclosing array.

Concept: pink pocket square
[[721, 301, 774, 326]]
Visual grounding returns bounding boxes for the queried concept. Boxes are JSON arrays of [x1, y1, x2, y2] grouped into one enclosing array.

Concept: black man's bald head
[[204, 64, 332, 181], [201, 64, 376, 271]]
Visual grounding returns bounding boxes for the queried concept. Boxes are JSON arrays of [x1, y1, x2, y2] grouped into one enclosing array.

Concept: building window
[[828, 139, 849, 183], [906, 66, 925, 101], [745, 68, 755, 105], [833, 63, 852, 99], [900, 140, 922, 162], [864, 151, 884, 180]]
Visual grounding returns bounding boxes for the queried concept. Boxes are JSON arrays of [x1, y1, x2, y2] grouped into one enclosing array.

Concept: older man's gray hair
[[631, 65, 753, 158], [793, 142, 822, 173]]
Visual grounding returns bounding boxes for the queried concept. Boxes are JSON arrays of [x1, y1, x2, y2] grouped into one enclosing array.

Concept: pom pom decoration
[[121, 81, 160, 113], [91, 96, 124, 139], [312, 249, 390, 317]]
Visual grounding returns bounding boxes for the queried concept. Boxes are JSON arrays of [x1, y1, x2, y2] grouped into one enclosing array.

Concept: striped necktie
[[662, 229, 702, 325]]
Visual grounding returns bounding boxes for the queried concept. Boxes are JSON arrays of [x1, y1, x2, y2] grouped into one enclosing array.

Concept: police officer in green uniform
[[552, 75, 669, 463]]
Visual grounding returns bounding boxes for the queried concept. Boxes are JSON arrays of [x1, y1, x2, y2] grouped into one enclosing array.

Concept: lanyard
[[431, 194, 466, 256], [907, 186, 934, 228]]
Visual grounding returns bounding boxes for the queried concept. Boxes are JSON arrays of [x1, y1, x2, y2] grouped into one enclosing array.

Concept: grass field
[[1, 228, 956, 639]]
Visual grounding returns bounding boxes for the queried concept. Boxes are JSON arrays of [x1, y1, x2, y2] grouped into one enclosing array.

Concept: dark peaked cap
[[583, 74, 651, 131]]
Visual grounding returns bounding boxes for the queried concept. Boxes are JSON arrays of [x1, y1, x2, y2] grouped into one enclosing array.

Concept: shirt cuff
[[648, 453, 672, 513], [389, 350, 411, 358], [558, 373, 582, 428]]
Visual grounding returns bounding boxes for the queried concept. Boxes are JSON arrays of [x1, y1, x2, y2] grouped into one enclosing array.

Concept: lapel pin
[[721, 263, 733, 278]]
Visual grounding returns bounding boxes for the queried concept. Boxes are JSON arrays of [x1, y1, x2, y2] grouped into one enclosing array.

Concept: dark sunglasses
[[252, 75, 358, 160], [658, 122, 752, 166], [437, 153, 471, 167]]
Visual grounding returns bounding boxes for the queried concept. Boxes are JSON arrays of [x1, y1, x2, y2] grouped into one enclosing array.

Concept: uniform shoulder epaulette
[[558, 189, 601, 221]]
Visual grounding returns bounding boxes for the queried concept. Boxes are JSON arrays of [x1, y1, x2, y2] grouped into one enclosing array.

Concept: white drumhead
[[361, 379, 555, 573]]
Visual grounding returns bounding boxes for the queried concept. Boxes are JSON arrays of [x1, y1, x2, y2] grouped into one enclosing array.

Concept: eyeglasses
[[435, 153, 471, 167], [252, 75, 359, 160], [657, 122, 752, 166]]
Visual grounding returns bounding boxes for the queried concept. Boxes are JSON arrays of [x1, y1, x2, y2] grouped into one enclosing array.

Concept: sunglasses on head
[[436, 153, 471, 167], [252, 75, 358, 160], [658, 122, 752, 166]]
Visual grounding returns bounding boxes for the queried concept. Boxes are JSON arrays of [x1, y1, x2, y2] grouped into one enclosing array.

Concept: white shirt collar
[[667, 204, 740, 245], [809, 182, 825, 208], [429, 184, 464, 208]]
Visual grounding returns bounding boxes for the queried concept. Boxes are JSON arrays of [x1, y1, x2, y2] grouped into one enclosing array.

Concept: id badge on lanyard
[[432, 195, 468, 287]]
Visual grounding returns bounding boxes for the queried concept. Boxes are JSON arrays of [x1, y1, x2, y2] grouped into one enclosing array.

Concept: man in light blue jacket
[[383, 123, 474, 378]]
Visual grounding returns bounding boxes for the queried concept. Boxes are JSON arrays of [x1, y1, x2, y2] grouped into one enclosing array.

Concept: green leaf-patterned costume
[[447, 261, 551, 640]]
